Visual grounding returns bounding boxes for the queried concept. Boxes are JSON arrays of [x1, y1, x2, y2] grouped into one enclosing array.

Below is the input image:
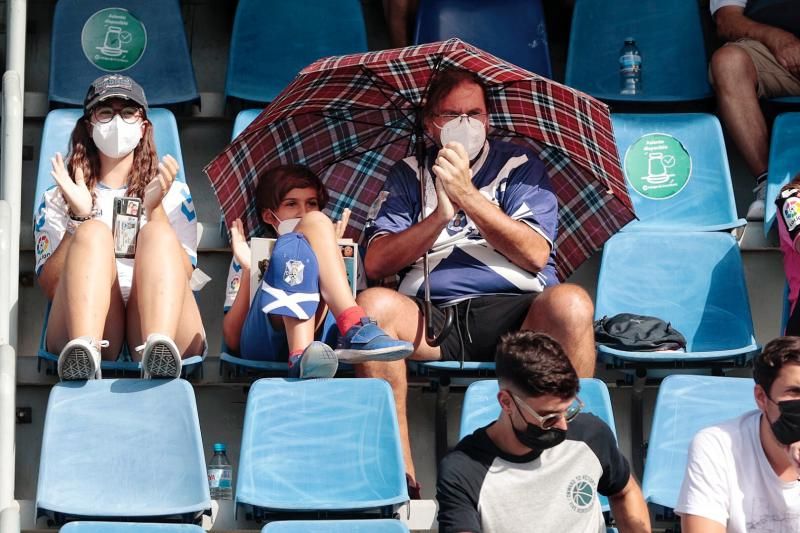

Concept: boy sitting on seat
[[222, 164, 413, 378]]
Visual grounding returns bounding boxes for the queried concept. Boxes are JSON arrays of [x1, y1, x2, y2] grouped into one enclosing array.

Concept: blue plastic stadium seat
[[33, 108, 202, 376], [642, 375, 756, 509], [61, 523, 205, 532], [595, 232, 759, 366], [232, 109, 263, 141], [459, 378, 616, 512], [565, 0, 712, 102], [764, 113, 800, 233], [49, 0, 198, 107], [225, 0, 368, 103], [236, 378, 407, 519], [37, 380, 210, 524], [611, 114, 744, 231], [262, 520, 410, 532], [413, 0, 551, 78]]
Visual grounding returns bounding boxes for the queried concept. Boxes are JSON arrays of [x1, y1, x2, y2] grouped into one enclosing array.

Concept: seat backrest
[[49, 0, 198, 106], [612, 114, 743, 231], [764, 113, 800, 233], [61, 523, 206, 532], [413, 0, 551, 78], [232, 109, 263, 141], [237, 378, 407, 515], [642, 375, 756, 509], [33, 108, 187, 221], [595, 232, 756, 354], [565, 0, 711, 102], [36, 379, 210, 522], [262, 520, 410, 532], [225, 0, 368, 103]]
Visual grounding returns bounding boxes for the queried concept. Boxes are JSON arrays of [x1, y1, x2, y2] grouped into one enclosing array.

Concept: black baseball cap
[[84, 74, 148, 114]]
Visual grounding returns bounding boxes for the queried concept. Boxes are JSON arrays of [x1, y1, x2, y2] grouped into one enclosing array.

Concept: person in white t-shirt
[[676, 336, 800, 532], [709, 0, 800, 220], [34, 74, 205, 380]]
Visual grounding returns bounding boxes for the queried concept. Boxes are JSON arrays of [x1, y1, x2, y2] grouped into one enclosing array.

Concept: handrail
[[0, 202, 9, 346], [0, 344, 16, 524]]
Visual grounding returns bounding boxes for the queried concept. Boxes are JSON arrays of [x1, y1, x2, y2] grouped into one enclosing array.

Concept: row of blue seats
[[50, 0, 797, 110], [35, 374, 756, 527]]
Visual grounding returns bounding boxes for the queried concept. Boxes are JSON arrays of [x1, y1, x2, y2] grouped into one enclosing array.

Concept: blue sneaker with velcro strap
[[335, 317, 414, 363]]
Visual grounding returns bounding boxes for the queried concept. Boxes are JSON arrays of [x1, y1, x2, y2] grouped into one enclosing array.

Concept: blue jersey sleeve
[[364, 159, 419, 244], [501, 158, 558, 248]]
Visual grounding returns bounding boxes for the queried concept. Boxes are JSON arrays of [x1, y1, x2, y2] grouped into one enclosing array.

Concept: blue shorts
[[238, 287, 338, 361]]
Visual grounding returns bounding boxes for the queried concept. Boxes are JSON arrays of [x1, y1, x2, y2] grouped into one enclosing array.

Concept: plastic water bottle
[[207, 442, 233, 500], [619, 38, 642, 95]]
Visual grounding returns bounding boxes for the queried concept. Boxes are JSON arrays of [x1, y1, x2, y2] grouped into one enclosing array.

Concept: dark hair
[[495, 330, 579, 399], [423, 68, 490, 121], [781, 172, 800, 195], [753, 336, 800, 395], [254, 164, 329, 214]]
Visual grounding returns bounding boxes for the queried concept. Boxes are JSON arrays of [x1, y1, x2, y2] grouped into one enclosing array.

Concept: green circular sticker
[[624, 133, 692, 200], [81, 8, 147, 72]]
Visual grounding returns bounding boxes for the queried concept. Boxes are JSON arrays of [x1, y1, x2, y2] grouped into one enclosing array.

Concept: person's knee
[[357, 287, 403, 322], [538, 284, 594, 327], [137, 220, 177, 247], [710, 45, 757, 91], [298, 210, 333, 232], [71, 219, 112, 246]]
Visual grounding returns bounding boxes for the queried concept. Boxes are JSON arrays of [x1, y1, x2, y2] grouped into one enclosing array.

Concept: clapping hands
[[50, 152, 92, 217], [143, 155, 180, 214]]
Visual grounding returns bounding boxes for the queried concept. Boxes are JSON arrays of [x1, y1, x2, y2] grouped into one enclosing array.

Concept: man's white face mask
[[439, 115, 487, 160], [92, 115, 143, 159]]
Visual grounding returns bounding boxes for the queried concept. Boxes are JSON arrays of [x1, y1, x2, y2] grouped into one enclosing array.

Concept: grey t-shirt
[[437, 414, 630, 533]]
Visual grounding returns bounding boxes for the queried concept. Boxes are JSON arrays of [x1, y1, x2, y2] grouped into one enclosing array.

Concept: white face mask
[[92, 115, 143, 159], [439, 116, 487, 160], [273, 213, 301, 236]]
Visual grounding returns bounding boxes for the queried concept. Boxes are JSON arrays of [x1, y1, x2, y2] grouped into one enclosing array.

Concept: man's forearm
[[609, 478, 651, 533], [715, 6, 796, 51], [364, 214, 449, 280], [459, 190, 551, 272]]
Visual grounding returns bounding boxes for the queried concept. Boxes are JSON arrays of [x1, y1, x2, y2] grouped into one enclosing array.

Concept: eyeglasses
[[511, 393, 584, 429], [91, 105, 143, 124], [434, 111, 487, 123]]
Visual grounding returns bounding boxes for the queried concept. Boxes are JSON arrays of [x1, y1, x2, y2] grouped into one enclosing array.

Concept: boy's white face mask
[[439, 115, 487, 160], [92, 115, 143, 159], [272, 212, 301, 236]]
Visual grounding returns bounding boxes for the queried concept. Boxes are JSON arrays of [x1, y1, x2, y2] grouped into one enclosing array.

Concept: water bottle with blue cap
[[207, 442, 233, 500]]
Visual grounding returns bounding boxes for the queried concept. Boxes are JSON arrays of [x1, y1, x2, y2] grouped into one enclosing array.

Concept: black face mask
[[510, 397, 567, 451], [770, 398, 800, 446]]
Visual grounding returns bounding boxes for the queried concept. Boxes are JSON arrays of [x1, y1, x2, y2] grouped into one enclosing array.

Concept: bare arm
[[608, 475, 651, 533], [37, 232, 73, 301], [434, 143, 551, 272], [681, 514, 726, 533], [715, 6, 800, 76]]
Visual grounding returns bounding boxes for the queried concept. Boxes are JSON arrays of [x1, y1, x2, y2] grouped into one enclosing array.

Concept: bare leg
[[523, 283, 596, 377], [356, 287, 441, 479], [46, 220, 125, 359], [296, 211, 355, 317], [710, 45, 768, 177], [283, 315, 316, 353], [127, 220, 205, 357]]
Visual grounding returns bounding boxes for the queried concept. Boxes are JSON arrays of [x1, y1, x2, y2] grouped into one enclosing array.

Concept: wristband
[[69, 211, 93, 222]]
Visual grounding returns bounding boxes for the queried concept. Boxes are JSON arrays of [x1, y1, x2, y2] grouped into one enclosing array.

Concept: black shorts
[[415, 293, 538, 362]]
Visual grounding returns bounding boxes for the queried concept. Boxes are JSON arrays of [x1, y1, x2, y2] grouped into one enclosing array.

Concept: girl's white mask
[[439, 116, 487, 160], [92, 116, 143, 159]]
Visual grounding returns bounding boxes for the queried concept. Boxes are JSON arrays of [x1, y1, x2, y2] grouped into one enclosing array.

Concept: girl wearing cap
[[33, 74, 205, 380], [222, 164, 412, 378]]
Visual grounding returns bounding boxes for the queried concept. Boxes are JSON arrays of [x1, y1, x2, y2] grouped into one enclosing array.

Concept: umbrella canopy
[[206, 38, 634, 281]]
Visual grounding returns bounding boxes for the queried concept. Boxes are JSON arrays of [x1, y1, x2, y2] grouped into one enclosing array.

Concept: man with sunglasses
[[358, 67, 596, 497], [677, 337, 800, 532], [437, 331, 650, 533]]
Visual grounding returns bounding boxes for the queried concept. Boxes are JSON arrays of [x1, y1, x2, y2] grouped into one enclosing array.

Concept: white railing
[[0, 203, 17, 528]]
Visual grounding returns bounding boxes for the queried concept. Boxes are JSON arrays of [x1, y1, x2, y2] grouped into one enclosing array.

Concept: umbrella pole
[[416, 123, 455, 347]]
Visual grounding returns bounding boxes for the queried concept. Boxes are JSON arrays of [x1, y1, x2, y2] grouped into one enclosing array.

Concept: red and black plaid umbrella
[[205, 39, 634, 282]]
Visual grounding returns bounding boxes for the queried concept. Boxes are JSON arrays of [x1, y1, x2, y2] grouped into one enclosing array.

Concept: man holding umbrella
[[358, 69, 596, 492]]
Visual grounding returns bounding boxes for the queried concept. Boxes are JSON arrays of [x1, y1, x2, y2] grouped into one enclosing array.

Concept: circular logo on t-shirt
[[37, 234, 50, 256], [783, 196, 800, 231], [81, 8, 147, 72], [566, 475, 595, 512], [624, 133, 692, 200]]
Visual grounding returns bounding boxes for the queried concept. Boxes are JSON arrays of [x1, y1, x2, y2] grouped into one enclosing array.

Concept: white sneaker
[[138, 333, 182, 379], [746, 179, 767, 221], [57, 337, 107, 380]]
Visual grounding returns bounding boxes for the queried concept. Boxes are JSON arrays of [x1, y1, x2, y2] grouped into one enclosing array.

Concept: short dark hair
[[254, 164, 329, 214], [495, 331, 579, 399], [754, 336, 800, 395], [423, 68, 490, 121]]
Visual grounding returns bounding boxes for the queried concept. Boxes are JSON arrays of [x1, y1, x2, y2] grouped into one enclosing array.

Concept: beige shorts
[[723, 39, 800, 98]]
